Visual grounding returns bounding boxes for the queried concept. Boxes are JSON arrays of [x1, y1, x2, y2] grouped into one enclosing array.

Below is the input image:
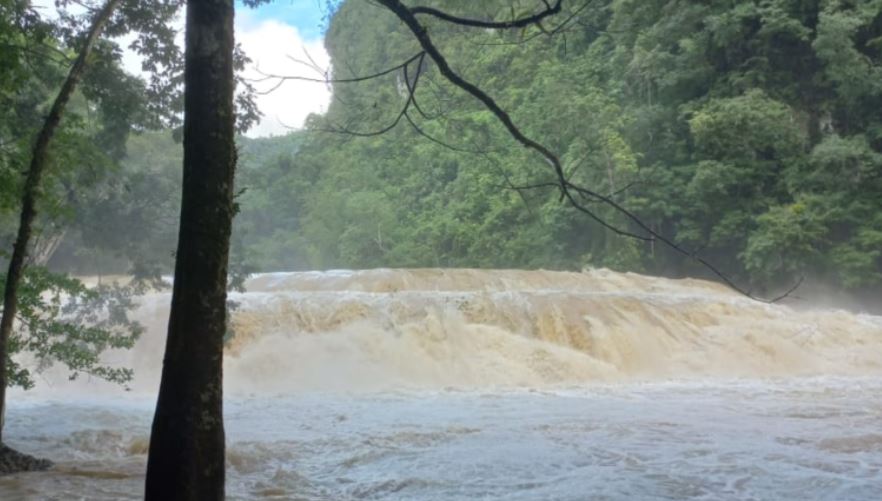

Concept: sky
[[238, 0, 328, 40], [35, 0, 333, 137], [235, 1, 333, 137]]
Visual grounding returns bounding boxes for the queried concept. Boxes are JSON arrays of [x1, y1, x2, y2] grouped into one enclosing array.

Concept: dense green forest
[[282, 0, 882, 293], [4, 0, 882, 294], [0, 0, 880, 489], [29, 0, 880, 298]]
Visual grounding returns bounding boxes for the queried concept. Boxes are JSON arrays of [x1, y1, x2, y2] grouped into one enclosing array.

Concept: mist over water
[[1, 268, 881, 500]]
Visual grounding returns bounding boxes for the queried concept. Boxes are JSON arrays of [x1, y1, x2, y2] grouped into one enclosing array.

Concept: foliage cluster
[[2, 267, 142, 389], [229, 0, 882, 294], [7, 0, 882, 298], [0, 0, 172, 390]]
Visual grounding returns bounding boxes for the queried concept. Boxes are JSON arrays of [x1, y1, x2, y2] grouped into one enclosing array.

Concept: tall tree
[[0, 0, 121, 452], [144, 0, 236, 498]]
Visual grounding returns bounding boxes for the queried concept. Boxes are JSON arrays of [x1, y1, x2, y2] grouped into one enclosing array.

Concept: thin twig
[[249, 51, 424, 86], [411, 0, 562, 29]]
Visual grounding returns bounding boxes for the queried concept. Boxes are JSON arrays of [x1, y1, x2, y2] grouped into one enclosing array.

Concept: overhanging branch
[[411, 0, 562, 29], [249, 51, 425, 95], [376, 0, 801, 303]]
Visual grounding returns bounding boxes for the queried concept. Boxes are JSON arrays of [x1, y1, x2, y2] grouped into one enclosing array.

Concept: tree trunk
[[144, 0, 236, 499], [31, 227, 68, 266], [0, 0, 121, 445]]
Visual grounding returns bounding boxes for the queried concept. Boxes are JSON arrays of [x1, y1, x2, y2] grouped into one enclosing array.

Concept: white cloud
[[36, 0, 330, 138], [237, 20, 331, 137]]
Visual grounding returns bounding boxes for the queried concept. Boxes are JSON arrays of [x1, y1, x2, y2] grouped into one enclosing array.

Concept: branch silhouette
[[258, 0, 802, 303], [410, 0, 563, 29], [375, 0, 801, 303]]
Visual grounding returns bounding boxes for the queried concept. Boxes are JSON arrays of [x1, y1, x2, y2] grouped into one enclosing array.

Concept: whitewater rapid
[[1, 268, 881, 500]]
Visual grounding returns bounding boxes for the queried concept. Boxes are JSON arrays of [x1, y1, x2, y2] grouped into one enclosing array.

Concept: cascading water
[[1, 268, 880, 500]]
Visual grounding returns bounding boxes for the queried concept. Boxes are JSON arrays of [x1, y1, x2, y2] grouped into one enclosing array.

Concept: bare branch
[[472, 1, 596, 47], [379, 1, 569, 183], [402, 53, 433, 119], [319, 53, 427, 137], [248, 51, 425, 86], [411, 0, 563, 29], [322, 101, 410, 137], [376, 0, 801, 303], [404, 113, 490, 154]]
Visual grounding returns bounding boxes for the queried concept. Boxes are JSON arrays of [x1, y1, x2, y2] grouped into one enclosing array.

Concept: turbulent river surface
[[1, 268, 881, 500]]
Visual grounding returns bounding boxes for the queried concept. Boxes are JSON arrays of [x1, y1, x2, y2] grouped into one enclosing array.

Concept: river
[[1, 268, 880, 500]]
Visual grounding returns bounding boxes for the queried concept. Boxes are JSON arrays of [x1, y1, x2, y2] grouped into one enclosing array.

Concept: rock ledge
[[0, 445, 52, 475]]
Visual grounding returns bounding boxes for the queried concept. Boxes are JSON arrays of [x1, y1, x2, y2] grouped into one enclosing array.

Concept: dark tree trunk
[[144, 0, 236, 499], [0, 0, 121, 445]]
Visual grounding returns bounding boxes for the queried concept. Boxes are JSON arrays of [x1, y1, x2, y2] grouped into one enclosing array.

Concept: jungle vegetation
[[37, 0, 879, 295], [0, 0, 880, 491]]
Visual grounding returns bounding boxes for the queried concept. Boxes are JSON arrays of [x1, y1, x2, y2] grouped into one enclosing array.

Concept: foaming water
[[3, 380, 882, 500], [1, 268, 881, 499], [226, 268, 882, 391]]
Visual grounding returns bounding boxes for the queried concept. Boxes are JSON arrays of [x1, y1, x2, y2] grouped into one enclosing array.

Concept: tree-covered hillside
[[11, 0, 881, 297], [1, 0, 881, 485], [231, 0, 882, 294]]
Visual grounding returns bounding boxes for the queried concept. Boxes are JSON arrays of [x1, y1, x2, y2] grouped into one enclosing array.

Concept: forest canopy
[[1, 0, 881, 490], [4, 0, 882, 297]]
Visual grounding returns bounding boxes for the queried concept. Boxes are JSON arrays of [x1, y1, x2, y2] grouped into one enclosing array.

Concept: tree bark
[[144, 0, 235, 499], [0, 0, 121, 445]]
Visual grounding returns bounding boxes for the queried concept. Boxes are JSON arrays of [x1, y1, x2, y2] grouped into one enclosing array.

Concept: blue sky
[[235, 1, 334, 136], [37, 0, 332, 136], [238, 0, 330, 40]]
